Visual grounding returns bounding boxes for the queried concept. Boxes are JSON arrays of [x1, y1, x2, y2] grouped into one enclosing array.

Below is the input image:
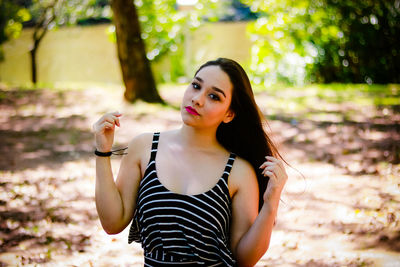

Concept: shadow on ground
[[0, 85, 399, 266]]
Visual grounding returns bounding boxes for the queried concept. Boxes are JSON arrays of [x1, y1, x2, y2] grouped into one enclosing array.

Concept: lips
[[185, 106, 200, 116]]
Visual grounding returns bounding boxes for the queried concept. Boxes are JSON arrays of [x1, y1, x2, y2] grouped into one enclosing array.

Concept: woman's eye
[[192, 82, 200, 89], [209, 94, 220, 101]]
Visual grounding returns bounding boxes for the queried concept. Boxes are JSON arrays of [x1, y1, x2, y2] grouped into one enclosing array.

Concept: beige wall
[[186, 21, 252, 76], [0, 22, 252, 86]]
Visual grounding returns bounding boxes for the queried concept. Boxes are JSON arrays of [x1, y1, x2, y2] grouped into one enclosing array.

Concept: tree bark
[[30, 46, 37, 84], [30, 25, 48, 84], [30, 24, 50, 84], [110, 0, 163, 103], [29, 1, 57, 85]]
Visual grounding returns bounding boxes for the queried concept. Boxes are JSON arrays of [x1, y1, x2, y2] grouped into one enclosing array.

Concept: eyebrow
[[194, 76, 226, 98]]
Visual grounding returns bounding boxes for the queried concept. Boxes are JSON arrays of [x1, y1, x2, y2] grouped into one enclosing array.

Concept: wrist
[[95, 144, 112, 153], [264, 185, 283, 199], [96, 148, 111, 153], [94, 147, 128, 157], [261, 199, 279, 214], [263, 191, 281, 208], [95, 149, 112, 157]]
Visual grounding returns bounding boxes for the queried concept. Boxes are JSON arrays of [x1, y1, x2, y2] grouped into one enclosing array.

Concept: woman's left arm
[[231, 156, 288, 267]]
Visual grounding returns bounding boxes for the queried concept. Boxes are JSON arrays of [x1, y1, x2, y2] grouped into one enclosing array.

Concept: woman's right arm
[[93, 111, 150, 234]]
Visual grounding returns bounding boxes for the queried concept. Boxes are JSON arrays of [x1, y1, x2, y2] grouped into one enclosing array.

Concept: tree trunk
[[30, 32, 44, 85], [29, 2, 56, 85], [30, 46, 37, 84], [111, 0, 163, 103], [30, 29, 46, 85]]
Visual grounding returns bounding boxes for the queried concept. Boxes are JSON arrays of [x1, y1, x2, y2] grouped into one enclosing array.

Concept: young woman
[[93, 58, 288, 266]]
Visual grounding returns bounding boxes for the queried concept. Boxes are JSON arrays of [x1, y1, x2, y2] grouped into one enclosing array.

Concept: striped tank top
[[128, 132, 237, 266]]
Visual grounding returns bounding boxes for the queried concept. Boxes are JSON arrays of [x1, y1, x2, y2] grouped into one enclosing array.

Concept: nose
[[191, 90, 205, 107]]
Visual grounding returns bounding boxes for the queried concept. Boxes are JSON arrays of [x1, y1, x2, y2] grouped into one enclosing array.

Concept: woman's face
[[181, 65, 234, 129]]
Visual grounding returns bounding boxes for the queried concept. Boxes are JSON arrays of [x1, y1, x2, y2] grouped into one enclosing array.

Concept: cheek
[[181, 88, 191, 105], [207, 103, 231, 119]]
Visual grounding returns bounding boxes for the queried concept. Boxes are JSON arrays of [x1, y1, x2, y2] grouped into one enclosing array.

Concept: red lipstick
[[185, 106, 200, 116]]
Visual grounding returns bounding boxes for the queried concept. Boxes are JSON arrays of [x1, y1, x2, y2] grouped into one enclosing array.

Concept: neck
[[178, 124, 220, 150]]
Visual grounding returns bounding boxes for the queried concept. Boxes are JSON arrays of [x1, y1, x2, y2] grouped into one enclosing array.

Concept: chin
[[181, 115, 196, 127]]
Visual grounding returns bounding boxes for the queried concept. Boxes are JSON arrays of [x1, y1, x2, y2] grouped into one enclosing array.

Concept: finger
[[276, 159, 284, 169], [273, 161, 286, 176], [102, 121, 114, 130], [263, 171, 277, 185], [266, 156, 285, 172], [262, 169, 275, 178], [104, 116, 120, 127], [265, 165, 286, 182], [259, 162, 267, 169], [265, 165, 277, 171], [266, 171, 279, 186], [265, 156, 279, 163], [260, 161, 276, 167], [103, 117, 115, 127], [266, 166, 283, 180], [274, 158, 285, 171], [111, 115, 121, 127], [112, 111, 122, 117], [271, 163, 286, 175], [112, 116, 121, 127], [259, 161, 275, 169], [93, 121, 106, 132]]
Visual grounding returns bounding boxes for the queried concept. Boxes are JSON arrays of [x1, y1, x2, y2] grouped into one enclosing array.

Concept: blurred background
[[0, 0, 399, 266]]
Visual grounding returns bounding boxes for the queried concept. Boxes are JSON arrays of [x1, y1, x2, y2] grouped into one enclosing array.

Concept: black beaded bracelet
[[94, 149, 112, 157], [94, 147, 128, 157]]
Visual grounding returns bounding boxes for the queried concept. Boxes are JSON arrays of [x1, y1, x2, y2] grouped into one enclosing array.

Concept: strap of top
[[222, 153, 236, 182], [150, 132, 235, 181], [149, 132, 160, 161]]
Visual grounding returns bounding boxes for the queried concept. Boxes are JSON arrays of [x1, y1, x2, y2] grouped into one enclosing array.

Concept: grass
[[252, 83, 399, 121]]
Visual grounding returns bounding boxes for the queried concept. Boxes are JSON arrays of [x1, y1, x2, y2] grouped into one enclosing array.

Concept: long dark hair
[[195, 58, 283, 210]]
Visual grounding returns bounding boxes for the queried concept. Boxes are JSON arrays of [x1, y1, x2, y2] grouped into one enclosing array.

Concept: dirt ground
[[0, 83, 399, 266]]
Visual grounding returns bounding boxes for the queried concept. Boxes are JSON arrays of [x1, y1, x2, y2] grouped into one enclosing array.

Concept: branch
[[33, 0, 61, 45]]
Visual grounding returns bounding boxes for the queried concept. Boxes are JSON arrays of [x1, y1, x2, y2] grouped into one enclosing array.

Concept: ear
[[223, 109, 235, 123]]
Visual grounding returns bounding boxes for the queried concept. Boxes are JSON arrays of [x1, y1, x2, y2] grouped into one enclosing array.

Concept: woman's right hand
[[93, 111, 122, 152]]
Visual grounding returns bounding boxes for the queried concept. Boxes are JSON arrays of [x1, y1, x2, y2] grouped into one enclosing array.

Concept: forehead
[[196, 65, 233, 94]]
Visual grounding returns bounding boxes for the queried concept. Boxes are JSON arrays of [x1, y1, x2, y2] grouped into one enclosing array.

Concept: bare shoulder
[[127, 132, 153, 151], [231, 156, 257, 182], [128, 132, 154, 149], [124, 132, 154, 164], [229, 156, 258, 197]]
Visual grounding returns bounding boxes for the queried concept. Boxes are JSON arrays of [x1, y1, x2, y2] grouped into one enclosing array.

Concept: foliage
[[216, 0, 259, 21], [243, 0, 400, 85], [27, 0, 109, 29], [23, 0, 237, 83], [106, 0, 261, 82], [104, 0, 227, 82], [1, 0, 256, 82], [0, 0, 31, 60], [26, 0, 108, 84]]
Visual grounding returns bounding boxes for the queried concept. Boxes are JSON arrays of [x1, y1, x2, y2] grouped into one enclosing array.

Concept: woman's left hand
[[259, 156, 288, 204]]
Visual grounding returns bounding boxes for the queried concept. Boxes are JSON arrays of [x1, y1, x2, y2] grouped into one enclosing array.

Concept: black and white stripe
[[128, 132, 236, 266]]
